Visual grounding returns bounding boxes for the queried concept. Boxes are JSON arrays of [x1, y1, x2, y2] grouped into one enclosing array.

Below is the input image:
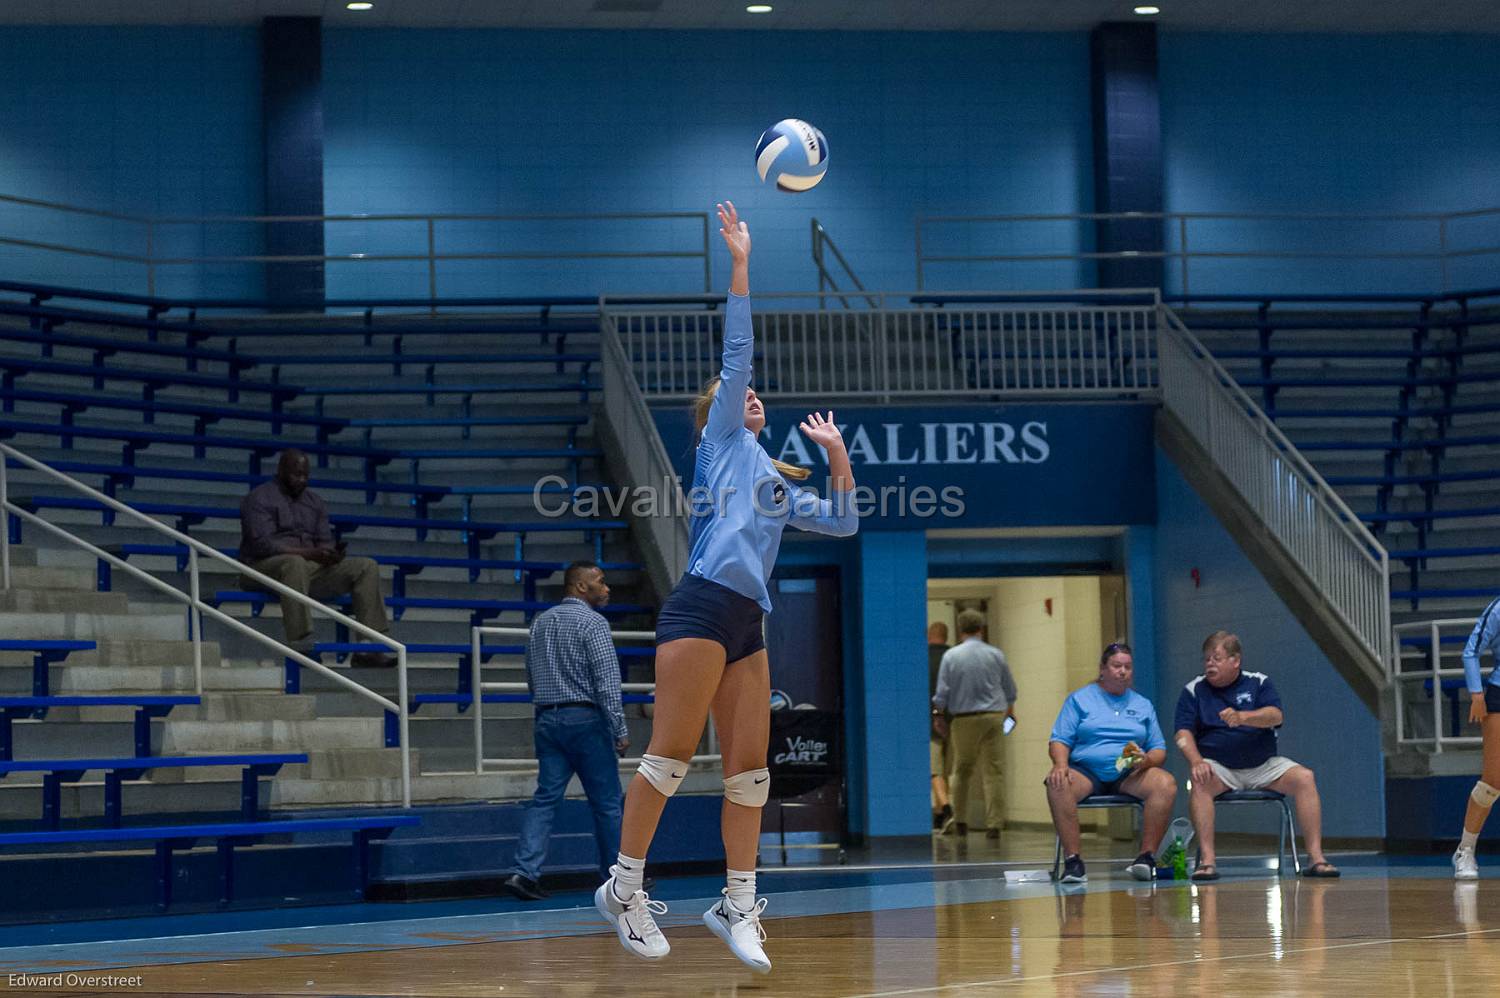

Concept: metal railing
[[1155, 306, 1391, 667], [0, 193, 714, 299], [0, 443, 413, 806], [810, 218, 878, 310], [1390, 618, 1484, 753], [915, 207, 1500, 294], [600, 298, 692, 593], [467, 625, 719, 773], [604, 290, 1161, 402]]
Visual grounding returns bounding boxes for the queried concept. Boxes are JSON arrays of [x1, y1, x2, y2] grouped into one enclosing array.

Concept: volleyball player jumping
[[1453, 595, 1500, 880], [595, 201, 858, 973]]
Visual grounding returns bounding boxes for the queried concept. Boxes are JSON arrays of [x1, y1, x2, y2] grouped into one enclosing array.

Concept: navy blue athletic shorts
[[655, 574, 765, 662], [1487, 684, 1500, 714]]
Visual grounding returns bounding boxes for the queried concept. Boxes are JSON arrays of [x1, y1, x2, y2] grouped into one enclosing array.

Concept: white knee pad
[[723, 768, 771, 807], [1472, 780, 1499, 809], [637, 754, 687, 797]]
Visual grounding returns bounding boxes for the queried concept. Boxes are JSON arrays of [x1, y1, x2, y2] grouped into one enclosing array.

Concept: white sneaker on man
[[595, 877, 670, 960], [1453, 846, 1479, 881], [703, 891, 772, 974]]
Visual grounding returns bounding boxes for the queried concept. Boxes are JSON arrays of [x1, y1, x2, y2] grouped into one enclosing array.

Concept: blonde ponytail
[[691, 376, 811, 482]]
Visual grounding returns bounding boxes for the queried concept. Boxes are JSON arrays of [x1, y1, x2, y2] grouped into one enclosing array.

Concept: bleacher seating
[[0, 281, 657, 911], [1185, 291, 1500, 620]]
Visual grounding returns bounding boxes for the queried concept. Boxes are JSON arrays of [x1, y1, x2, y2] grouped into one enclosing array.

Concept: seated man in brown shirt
[[239, 449, 393, 667]]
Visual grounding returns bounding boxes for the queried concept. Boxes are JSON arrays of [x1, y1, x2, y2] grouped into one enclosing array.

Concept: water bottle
[[1172, 837, 1188, 880]]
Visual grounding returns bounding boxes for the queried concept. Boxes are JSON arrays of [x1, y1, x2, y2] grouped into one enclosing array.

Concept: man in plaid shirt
[[504, 561, 630, 901]]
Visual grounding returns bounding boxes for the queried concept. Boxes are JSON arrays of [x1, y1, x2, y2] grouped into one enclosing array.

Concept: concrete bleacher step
[[45, 663, 280, 695], [0, 589, 128, 614], [174, 692, 317, 722], [0, 566, 94, 591], [0, 608, 187, 642], [158, 717, 385, 753], [0, 775, 262, 823], [268, 761, 718, 808]]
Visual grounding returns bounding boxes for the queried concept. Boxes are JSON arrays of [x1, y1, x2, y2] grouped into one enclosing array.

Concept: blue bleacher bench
[[101, 544, 638, 600], [210, 590, 648, 628], [6, 461, 450, 533], [291, 641, 655, 701], [0, 694, 196, 761], [10, 496, 622, 561], [0, 355, 299, 408], [0, 640, 96, 700], [0, 313, 252, 378], [0, 751, 306, 828], [0, 386, 345, 441], [0, 419, 391, 475], [0, 813, 419, 908]]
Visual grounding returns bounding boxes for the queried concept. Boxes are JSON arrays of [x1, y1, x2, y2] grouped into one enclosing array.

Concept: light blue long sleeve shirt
[[684, 292, 858, 612], [1462, 597, 1500, 693]]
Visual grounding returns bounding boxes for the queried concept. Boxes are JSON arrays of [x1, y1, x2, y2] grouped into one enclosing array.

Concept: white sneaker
[[703, 891, 772, 974], [595, 877, 670, 960], [1453, 847, 1479, 881]]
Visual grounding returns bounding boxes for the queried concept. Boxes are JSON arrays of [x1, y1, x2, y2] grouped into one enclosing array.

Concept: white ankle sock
[[612, 853, 646, 899], [1460, 830, 1479, 852], [726, 868, 756, 911]]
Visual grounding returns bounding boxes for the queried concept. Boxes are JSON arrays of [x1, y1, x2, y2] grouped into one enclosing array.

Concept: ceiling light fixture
[[746, 4, 774, 12], [346, 2, 374, 10], [1133, 5, 1160, 14]]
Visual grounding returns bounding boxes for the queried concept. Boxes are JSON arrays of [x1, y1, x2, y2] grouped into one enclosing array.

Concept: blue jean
[[511, 706, 624, 883]]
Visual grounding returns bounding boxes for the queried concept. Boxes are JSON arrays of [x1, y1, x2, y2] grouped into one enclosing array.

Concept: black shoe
[[351, 652, 396, 668], [1060, 854, 1087, 884], [1126, 852, 1156, 881], [502, 873, 549, 901]]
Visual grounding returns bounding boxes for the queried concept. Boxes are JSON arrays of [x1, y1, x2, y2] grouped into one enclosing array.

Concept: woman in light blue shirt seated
[[1046, 642, 1177, 884]]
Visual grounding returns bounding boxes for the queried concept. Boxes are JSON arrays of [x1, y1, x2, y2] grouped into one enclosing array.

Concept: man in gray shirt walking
[[932, 611, 1018, 839]]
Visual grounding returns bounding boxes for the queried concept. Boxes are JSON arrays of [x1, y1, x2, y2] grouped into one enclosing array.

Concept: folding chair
[[1051, 793, 1144, 880]]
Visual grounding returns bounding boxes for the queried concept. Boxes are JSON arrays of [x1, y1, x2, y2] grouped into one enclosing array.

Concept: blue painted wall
[[1159, 32, 1500, 294], [1152, 448, 1385, 838], [5, 26, 1500, 299], [0, 27, 264, 298], [320, 29, 1094, 298]]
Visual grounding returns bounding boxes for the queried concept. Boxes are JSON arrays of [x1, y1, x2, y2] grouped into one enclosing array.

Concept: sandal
[[1190, 864, 1220, 882], [1303, 861, 1341, 878]]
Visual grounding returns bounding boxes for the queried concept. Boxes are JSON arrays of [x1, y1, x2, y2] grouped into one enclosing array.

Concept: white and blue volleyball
[[755, 118, 829, 192]]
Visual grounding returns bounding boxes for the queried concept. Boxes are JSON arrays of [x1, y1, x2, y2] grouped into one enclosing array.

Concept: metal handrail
[[599, 297, 692, 595], [1156, 305, 1391, 667], [0, 193, 714, 297], [810, 218, 879, 310], [1390, 617, 1485, 753], [0, 442, 412, 807], [914, 206, 1500, 294], [466, 625, 719, 772]]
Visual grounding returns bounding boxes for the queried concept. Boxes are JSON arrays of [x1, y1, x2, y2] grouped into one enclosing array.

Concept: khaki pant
[[949, 712, 1007, 830], [243, 555, 389, 643]]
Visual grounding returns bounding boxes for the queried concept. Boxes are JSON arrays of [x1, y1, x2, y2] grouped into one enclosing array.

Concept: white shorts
[[1206, 756, 1299, 791]]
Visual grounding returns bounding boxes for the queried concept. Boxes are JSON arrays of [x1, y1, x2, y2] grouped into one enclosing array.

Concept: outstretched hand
[[717, 201, 751, 262], [799, 410, 844, 451]]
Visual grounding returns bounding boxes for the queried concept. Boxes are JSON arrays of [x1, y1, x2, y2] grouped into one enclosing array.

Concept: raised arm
[[704, 201, 754, 443], [786, 410, 859, 536]]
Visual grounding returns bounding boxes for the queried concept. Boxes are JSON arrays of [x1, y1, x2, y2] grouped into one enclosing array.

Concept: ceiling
[[2, 0, 1498, 33]]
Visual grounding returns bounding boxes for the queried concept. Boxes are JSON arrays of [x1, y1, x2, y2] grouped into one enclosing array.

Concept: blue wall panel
[[0, 27, 264, 298], [1159, 32, 1500, 294], [1152, 448, 1385, 838], [321, 29, 1094, 298]]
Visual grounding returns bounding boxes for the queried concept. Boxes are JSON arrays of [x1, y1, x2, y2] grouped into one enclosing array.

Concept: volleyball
[[769, 689, 793, 710], [755, 118, 829, 192]]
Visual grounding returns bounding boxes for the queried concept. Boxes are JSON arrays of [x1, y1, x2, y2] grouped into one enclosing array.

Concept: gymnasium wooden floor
[[2, 836, 1496, 997]]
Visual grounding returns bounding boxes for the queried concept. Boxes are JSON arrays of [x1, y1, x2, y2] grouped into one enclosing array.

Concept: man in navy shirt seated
[[1173, 631, 1339, 880]]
